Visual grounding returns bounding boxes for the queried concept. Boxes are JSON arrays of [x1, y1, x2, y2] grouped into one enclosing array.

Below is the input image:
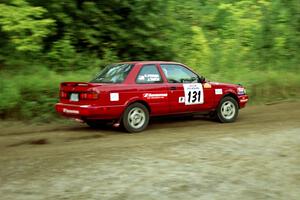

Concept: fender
[[216, 88, 239, 107], [124, 96, 142, 108], [113, 96, 151, 122]]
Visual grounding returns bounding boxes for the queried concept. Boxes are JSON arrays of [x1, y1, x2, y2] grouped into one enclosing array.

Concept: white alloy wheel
[[220, 100, 236, 120], [217, 96, 239, 123], [122, 103, 149, 133], [128, 107, 146, 129]]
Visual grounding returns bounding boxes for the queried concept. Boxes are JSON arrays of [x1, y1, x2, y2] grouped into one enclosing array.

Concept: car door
[[135, 64, 169, 116], [159, 64, 212, 114]]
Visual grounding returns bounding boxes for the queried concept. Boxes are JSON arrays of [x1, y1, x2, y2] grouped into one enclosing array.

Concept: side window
[[160, 64, 199, 83], [136, 64, 163, 84]]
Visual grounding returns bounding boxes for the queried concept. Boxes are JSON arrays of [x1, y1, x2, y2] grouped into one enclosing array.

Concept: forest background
[[0, 0, 299, 121]]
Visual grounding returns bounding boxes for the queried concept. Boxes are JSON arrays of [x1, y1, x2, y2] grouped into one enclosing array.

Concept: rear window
[[91, 63, 134, 83]]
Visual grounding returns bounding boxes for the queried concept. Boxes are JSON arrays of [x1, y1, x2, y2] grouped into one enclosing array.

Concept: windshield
[[91, 63, 134, 83]]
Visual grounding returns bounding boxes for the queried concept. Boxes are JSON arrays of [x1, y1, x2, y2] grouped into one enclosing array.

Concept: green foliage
[[0, 0, 299, 121], [0, 67, 93, 120], [0, 78, 20, 112], [0, 0, 54, 52], [177, 26, 212, 75]]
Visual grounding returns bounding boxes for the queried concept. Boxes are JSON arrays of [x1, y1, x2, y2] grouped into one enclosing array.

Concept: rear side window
[[136, 64, 162, 84]]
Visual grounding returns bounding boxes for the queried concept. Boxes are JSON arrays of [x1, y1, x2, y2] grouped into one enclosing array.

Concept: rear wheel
[[122, 103, 149, 133], [216, 96, 239, 123]]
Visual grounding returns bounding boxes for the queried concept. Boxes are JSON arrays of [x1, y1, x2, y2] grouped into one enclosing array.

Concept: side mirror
[[191, 77, 197, 82], [198, 75, 205, 83]]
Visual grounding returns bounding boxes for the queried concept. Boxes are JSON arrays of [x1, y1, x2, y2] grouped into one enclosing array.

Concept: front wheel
[[216, 96, 239, 123], [122, 103, 149, 133]]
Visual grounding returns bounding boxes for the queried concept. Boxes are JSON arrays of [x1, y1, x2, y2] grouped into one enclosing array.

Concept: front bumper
[[238, 95, 249, 108], [55, 103, 123, 120]]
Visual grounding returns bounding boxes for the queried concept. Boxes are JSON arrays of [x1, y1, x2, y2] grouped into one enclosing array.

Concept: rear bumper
[[238, 95, 249, 108], [55, 103, 124, 120]]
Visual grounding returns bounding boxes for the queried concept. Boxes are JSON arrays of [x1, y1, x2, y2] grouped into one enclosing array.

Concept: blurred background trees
[[0, 0, 299, 120]]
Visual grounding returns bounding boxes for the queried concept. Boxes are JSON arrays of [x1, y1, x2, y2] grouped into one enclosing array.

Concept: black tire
[[216, 96, 239, 123], [208, 110, 218, 121], [85, 120, 108, 129], [122, 103, 149, 133]]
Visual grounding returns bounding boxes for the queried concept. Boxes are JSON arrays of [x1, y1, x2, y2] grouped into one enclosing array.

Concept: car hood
[[207, 81, 240, 88]]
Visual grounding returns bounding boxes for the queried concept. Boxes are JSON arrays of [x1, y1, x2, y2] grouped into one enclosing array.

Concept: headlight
[[237, 87, 246, 95]]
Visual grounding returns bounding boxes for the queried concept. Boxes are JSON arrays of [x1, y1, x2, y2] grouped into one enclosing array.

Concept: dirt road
[[0, 102, 300, 200]]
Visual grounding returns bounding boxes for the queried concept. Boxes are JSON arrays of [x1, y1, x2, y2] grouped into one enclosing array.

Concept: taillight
[[80, 92, 99, 100], [60, 91, 68, 99]]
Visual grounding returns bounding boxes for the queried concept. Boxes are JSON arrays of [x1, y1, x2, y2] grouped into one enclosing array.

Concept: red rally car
[[55, 61, 248, 132]]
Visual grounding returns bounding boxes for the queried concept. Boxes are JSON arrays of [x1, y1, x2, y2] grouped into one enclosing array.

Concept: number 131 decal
[[183, 83, 204, 105]]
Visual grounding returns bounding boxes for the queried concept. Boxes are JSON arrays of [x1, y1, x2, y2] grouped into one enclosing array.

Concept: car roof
[[118, 61, 185, 65]]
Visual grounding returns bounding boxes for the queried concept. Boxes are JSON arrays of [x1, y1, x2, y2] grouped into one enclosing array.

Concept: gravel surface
[[0, 102, 299, 200]]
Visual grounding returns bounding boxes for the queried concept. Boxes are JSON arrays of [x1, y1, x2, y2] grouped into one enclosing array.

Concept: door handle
[[170, 86, 177, 90]]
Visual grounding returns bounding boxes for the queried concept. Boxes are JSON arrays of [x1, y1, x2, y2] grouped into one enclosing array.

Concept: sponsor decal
[[138, 74, 160, 82], [240, 96, 248, 103], [203, 83, 212, 89], [110, 93, 119, 101], [215, 89, 223, 95], [63, 108, 79, 114], [183, 83, 204, 105], [138, 75, 145, 81], [144, 74, 160, 82], [178, 96, 185, 103], [143, 93, 168, 99]]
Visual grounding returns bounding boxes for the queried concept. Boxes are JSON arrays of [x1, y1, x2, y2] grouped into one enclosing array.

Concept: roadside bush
[[0, 66, 94, 121], [0, 79, 21, 117], [202, 68, 300, 103]]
